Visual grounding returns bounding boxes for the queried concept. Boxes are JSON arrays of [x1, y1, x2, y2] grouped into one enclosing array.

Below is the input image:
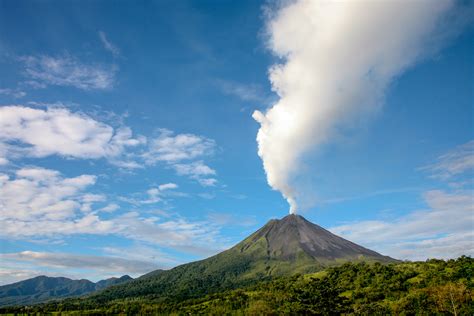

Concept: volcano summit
[[239, 214, 393, 263]]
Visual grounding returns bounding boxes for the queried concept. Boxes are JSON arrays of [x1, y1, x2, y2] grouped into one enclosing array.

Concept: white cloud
[[143, 129, 218, 186], [0, 88, 26, 98], [15, 167, 61, 180], [0, 167, 116, 239], [98, 203, 120, 213], [0, 167, 97, 222], [158, 183, 178, 191], [80, 194, 107, 213], [141, 183, 179, 204], [81, 193, 106, 203], [143, 129, 215, 164], [98, 31, 120, 57], [0, 105, 144, 164], [196, 178, 218, 187], [217, 79, 269, 103], [173, 161, 217, 187], [420, 140, 474, 180], [0, 105, 218, 184], [253, 0, 472, 214], [330, 189, 473, 260], [21, 55, 117, 90], [174, 161, 215, 177], [1, 166, 225, 257]]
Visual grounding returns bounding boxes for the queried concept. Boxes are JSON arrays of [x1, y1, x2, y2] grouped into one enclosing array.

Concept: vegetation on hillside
[[0, 275, 132, 307], [2, 256, 471, 315]]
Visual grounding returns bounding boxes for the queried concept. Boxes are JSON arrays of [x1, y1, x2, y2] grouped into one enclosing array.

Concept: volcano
[[88, 214, 396, 303], [238, 214, 392, 263]]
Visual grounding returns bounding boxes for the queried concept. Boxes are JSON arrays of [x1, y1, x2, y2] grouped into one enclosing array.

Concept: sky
[[0, 0, 473, 285]]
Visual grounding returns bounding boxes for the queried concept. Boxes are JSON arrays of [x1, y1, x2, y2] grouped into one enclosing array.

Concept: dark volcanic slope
[[0, 275, 132, 307], [242, 214, 387, 261], [86, 214, 396, 304]]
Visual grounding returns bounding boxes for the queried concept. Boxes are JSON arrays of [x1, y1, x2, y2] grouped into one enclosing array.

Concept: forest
[[1, 256, 472, 315]]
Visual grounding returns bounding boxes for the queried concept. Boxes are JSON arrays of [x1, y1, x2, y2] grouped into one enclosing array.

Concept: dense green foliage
[[2, 256, 472, 315]]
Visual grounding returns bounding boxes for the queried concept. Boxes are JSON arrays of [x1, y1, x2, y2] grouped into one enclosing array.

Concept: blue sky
[[0, 0, 473, 284]]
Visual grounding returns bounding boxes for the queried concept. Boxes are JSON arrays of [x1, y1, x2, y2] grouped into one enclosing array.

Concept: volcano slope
[[85, 214, 396, 304]]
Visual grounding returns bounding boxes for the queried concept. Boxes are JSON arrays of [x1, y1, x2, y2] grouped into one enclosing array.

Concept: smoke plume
[[253, 0, 471, 214]]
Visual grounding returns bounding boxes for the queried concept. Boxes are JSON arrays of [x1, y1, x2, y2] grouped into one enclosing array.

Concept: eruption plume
[[253, 0, 471, 214]]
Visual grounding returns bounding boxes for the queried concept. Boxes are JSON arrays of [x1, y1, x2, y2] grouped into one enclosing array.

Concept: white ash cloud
[[253, 0, 472, 214]]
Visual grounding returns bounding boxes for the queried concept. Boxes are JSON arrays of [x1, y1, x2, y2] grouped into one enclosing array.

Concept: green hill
[[0, 275, 132, 306]]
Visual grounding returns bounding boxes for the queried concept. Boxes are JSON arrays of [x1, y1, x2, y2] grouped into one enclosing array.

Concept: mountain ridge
[[0, 275, 132, 306]]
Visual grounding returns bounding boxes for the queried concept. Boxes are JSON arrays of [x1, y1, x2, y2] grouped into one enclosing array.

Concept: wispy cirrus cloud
[[0, 88, 26, 98], [331, 190, 473, 245], [98, 203, 120, 213], [420, 140, 474, 180], [98, 31, 120, 57], [21, 55, 117, 90], [216, 79, 270, 104]]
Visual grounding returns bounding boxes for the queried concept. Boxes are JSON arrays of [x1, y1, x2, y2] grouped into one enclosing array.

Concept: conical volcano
[[89, 214, 396, 303], [237, 214, 390, 262]]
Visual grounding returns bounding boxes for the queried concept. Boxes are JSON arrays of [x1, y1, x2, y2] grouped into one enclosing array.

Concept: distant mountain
[[0, 275, 132, 306], [88, 214, 396, 304]]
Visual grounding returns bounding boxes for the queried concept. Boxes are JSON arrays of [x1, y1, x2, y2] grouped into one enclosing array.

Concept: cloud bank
[[0, 105, 218, 186], [253, 0, 471, 213], [0, 166, 227, 261], [331, 189, 474, 260]]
